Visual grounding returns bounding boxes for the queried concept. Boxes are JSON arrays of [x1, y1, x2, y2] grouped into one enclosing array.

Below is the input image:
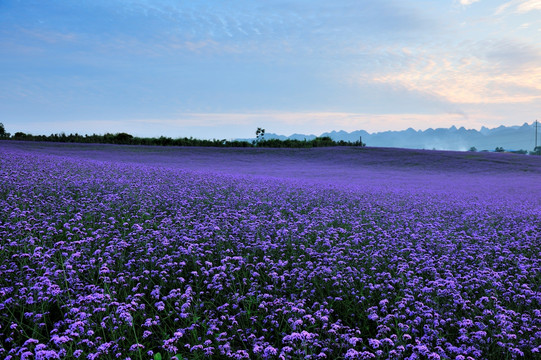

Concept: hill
[[256, 122, 539, 151]]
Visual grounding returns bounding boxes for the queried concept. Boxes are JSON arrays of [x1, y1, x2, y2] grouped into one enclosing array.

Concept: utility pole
[[534, 119, 537, 151]]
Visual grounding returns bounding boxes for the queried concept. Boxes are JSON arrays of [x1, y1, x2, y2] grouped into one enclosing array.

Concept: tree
[[468, 146, 477, 152], [13, 132, 27, 139], [0, 122, 6, 138], [495, 147, 504, 153], [256, 127, 265, 139], [114, 132, 133, 144], [255, 127, 265, 145]]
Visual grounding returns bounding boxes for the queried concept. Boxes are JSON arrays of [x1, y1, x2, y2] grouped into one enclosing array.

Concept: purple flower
[[2, 143, 540, 360]]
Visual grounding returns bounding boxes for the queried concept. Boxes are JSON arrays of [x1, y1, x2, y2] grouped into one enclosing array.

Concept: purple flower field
[[1, 142, 540, 360]]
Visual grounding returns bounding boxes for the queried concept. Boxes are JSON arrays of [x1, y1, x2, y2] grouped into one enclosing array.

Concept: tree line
[[0, 124, 365, 148]]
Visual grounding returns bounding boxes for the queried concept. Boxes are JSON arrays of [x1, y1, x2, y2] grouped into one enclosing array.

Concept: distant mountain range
[[253, 122, 540, 151]]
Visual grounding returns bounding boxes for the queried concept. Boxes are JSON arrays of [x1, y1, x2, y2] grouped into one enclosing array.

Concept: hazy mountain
[[257, 122, 539, 151]]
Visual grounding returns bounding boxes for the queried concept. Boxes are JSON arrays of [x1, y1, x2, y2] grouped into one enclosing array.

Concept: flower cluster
[[0, 143, 539, 359]]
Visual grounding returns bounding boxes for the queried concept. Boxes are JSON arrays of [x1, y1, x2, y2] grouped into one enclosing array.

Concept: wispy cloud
[[18, 28, 77, 44], [496, 0, 541, 14], [516, 0, 541, 12], [458, 0, 481, 6], [361, 40, 541, 105], [129, 111, 489, 136]]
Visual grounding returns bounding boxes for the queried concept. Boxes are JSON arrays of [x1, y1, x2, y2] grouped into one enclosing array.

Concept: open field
[[1, 141, 540, 359]]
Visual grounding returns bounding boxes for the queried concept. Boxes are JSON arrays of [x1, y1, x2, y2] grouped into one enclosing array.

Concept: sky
[[1, 0, 540, 139]]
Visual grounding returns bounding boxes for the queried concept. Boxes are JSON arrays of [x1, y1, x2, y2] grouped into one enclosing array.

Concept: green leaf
[[153, 353, 162, 360]]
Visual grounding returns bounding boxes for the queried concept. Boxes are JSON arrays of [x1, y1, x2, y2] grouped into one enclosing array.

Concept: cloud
[[483, 39, 541, 68], [128, 111, 486, 136], [495, 0, 541, 14], [100, 0, 439, 56], [361, 41, 541, 105], [458, 0, 481, 6], [495, 1, 518, 14], [18, 28, 77, 44], [517, 0, 541, 12]]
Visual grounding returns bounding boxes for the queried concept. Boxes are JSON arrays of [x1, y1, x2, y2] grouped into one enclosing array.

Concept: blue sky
[[1, 0, 540, 139]]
